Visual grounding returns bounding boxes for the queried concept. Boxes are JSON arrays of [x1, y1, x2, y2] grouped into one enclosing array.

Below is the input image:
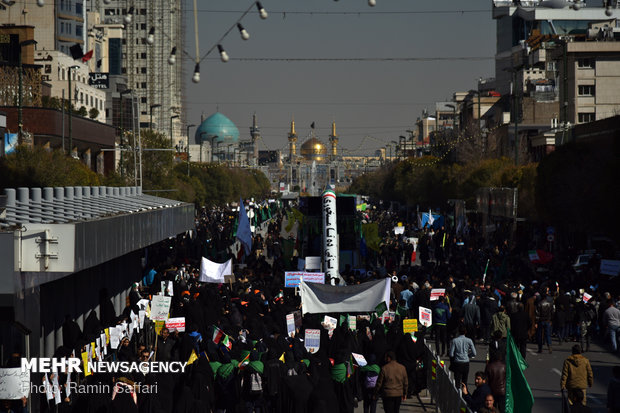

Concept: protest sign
[[305, 256, 321, 270], [165, 317, 186, 332], [0, 368, 30, 399], [109, 327, 120, 349], [403, 319, 418, 333], [52, 373, 61, 404], [304, 329, 321, 353], [154, 320, 165, 335], [284, 271, 325, 288], [430, 289, 446, 301], [323, 315, 337, 330], [394, 226, 405, 235], [150, 295, 171, 321], [286, 313, 296, 337], [352, 352, 367, 367], [582, 292, 592, 303], [293, 310, 303, 328], [419, 306, 432, 327], [601, 259, 620, 276], [348, 315, 357, 331], [137, 299, 150, 310]]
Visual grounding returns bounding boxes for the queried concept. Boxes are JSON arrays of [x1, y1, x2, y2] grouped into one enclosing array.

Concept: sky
[[181, 0, 497, 156]]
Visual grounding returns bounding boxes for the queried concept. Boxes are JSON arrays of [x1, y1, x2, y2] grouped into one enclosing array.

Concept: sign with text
[[284, 271, 325, 288], [430, 289, 446, 301], [0, 368, 30, 399], [323, 315, 337, 330], [419, 306, 432, 327], [88, 72, 109, 89], [165, 317, 186, 332], [286, 313, 296, 337], [304, 329, 321, 353], [600, 259, 620, 277], [150, 295, 171, 321], [352, 352, 367, 367], [403, 319, 418, 333]]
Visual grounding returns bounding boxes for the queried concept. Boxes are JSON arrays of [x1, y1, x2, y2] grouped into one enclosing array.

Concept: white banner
[[199, 257, 232, 283], [300, 278, 390, 315]]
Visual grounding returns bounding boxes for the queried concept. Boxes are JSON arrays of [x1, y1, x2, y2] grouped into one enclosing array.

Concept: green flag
[[505, 329, 534, 413], [374, 301, 387, 316], [339, 314, 347, 327]]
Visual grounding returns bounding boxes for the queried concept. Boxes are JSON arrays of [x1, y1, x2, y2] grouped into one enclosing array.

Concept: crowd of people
[[2, 199, 619, 413]]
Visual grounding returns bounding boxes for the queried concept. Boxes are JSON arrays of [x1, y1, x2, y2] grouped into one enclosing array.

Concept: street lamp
[[119, 88, 133, 176], [390, 140, 398, 161], [170, 114, 179, 147], [17, 39, 36, 143], [149, 104, 161, 131], [67, 64, 80, 156], [186, 124, 195, 176], [469, 89, 481, 130]]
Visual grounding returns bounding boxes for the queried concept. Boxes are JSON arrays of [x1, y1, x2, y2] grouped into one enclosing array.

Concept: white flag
[[199, 257, 232, 283]]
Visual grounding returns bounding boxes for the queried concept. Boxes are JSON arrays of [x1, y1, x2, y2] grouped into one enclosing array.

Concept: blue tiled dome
[[194, 112, 240, 145]]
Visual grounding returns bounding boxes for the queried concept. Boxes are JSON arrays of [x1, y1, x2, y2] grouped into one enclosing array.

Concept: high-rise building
[[88, 0, 184, 140]]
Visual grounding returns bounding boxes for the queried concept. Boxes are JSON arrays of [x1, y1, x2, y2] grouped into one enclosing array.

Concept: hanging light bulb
[[368, 0, 376, 6], [146, 27, 155, 45], [37, 0, 44, 6], [256, 1, 268, 19], [218, 44, 229, 62], [572, 0, 582, 10], [605, 5, 613, 15], [237, 23, 250, 40], [192, 63, 200, 83], [124, 7, 134, 24], [168, 47, 177, 65]]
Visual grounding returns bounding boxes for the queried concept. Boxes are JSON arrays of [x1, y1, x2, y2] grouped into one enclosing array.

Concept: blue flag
[[236, 198, 252, 256]]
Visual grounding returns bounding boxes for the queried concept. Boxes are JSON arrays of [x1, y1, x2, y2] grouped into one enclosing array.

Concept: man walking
[[375, 351, 408, 413], [561, 345, 593, 406], [449, 325, 477, 386], [603, 300, 620, 352]]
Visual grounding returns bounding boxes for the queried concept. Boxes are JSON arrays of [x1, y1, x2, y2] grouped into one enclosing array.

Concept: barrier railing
[[424, 341, 473, 413]]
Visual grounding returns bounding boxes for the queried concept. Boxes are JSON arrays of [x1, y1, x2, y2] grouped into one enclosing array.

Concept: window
[[140, 8, 146, 15], [141, 53, 146, 59], [140, 67, 146, 74], [141, 23, 146, 30], [577, 58, 594, 69], [60, 22, 64, 33], [104, 8, 115, 16], [578, 113, 595, 123], [45, 64, 52, 74], [105, 108, 109, 118], [578, 85, 595, 96], [76, 25, 83, 37], [141, 82, 147, 88], [76, 2, 83, 14], [140, 97, 147, 103], [121, 67, 126, 74]]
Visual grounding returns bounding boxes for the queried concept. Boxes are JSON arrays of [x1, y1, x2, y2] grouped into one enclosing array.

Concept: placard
[[286, 313, 296, 337], [582, 292, 592, 303], [109, 326, 120, 349], [430, 289, 446, 301], [323, 315, 337, 330], [304, 329, 321, 353], [0, 368, 30, 399], [601, 259, 620, 276], [419, 306, 432, 327], [305, 256, 322, 270], [224, 274, 236, 284], [403, 319, 418, 333], [165, 317, 186, 332], [293, 310, 303, 328], [284, 271, 325, 288], [150, 295, 172, 321], [348, 315, 357, 331], [394, 226, 405, 235], [352, 352, 367, 367]]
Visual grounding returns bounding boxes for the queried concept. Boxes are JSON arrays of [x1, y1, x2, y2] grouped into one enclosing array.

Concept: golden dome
[[300, 137, 327, 161]]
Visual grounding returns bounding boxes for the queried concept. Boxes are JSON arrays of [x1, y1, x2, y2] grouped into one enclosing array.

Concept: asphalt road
[[462, 337, 618, 413]]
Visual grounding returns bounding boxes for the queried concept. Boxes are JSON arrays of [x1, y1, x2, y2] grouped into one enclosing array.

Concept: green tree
[[89, 107, 100, 119], [0, 146, 100, 189], [77, 106, 88, 117]]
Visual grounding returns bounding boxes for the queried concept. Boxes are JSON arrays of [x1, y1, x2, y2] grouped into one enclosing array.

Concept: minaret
[[288, 117, 297, 161], [329, 120, 338, 160], [249, 113, 260, 166]]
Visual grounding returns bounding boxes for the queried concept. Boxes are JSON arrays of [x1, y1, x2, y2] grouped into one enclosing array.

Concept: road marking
[[551, 368, 561, 376]]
